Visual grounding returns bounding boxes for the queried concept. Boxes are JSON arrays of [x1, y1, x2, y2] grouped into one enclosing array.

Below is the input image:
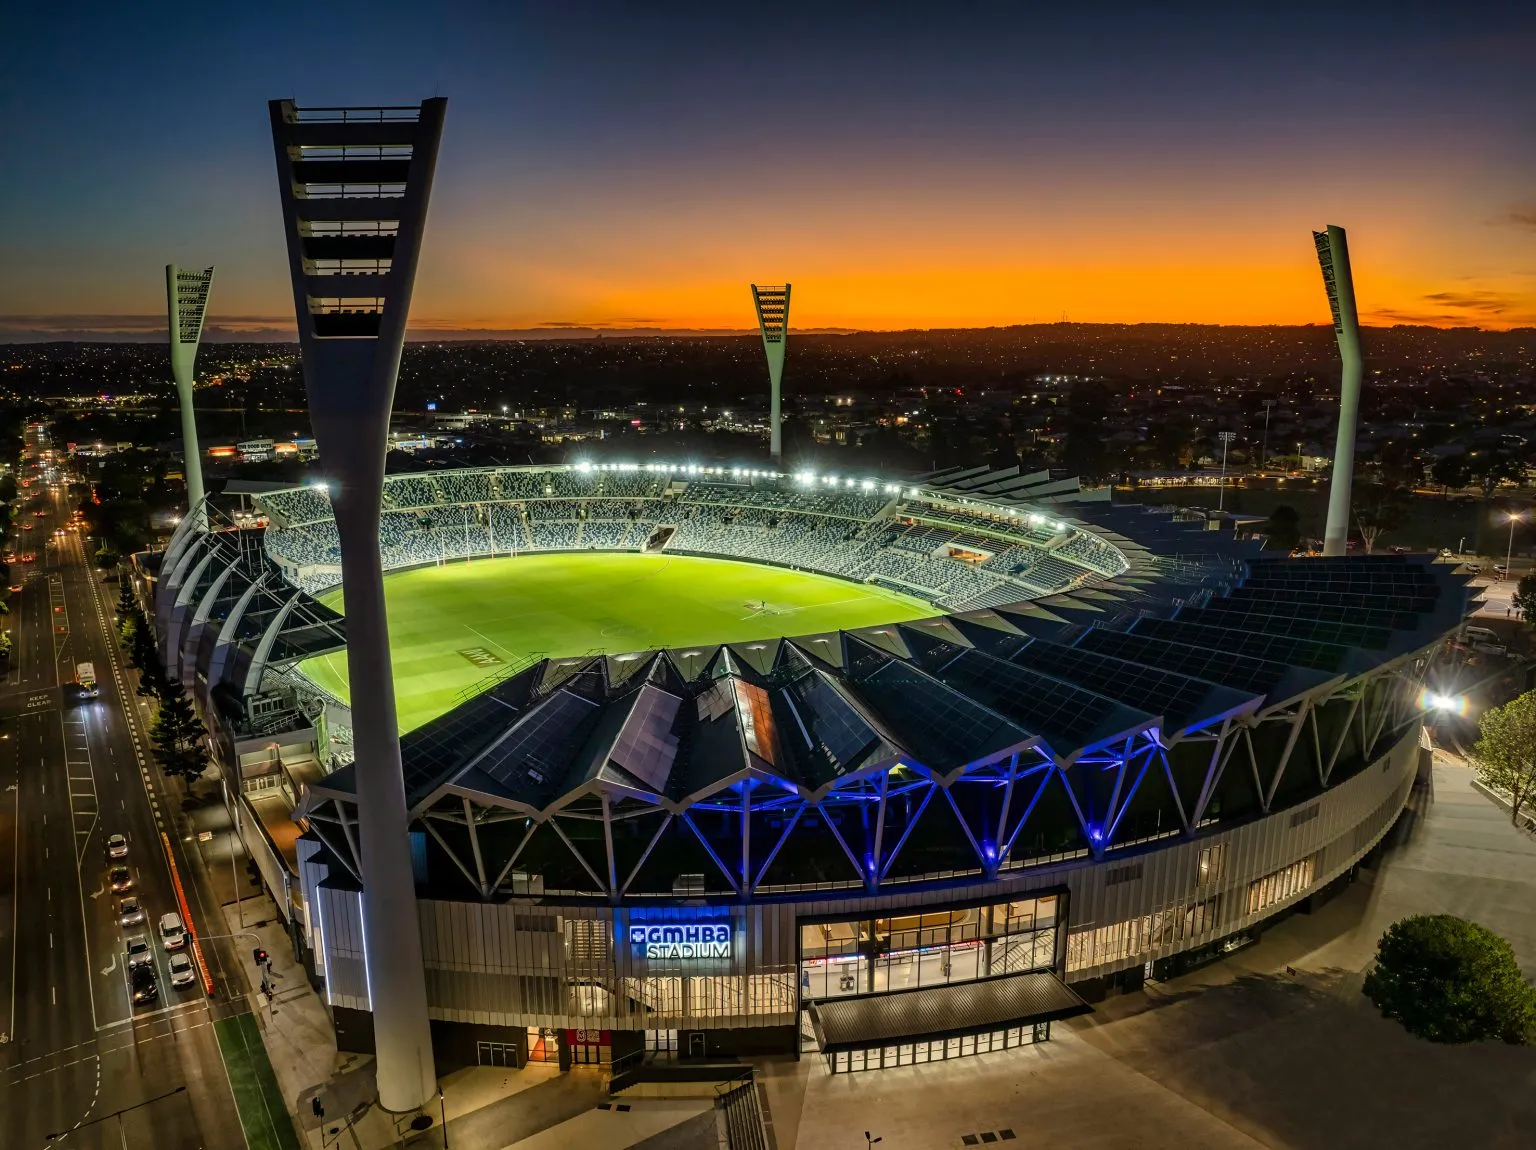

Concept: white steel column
[[269, 97, 447, 1113], [1314, 225, 1363, 557], [166, 264, 213, 517], [751, 283, 791, 462]]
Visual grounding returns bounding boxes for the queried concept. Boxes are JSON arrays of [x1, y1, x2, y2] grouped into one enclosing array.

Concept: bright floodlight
[[1419, 690, 1467, 715]]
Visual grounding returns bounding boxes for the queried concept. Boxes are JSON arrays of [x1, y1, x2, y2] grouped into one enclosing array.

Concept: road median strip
[[214, 1011, 301, 1150]]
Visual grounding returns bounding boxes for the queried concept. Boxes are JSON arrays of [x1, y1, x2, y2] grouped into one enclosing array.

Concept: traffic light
[[253, 946, 269, 967]]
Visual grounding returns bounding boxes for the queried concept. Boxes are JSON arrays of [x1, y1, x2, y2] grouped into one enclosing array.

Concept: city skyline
[[3, 4, 1535, 338]]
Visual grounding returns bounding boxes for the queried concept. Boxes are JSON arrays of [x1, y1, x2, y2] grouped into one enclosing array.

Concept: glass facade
[[799, 894, 1059, 1000], [1247, 855, 1316, 915], [827, 1021, 1050, 1073]]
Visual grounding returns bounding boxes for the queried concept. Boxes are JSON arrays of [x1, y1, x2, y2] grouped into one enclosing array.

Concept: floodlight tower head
[[166, 265, 214, 513], [268, 97, 446, 1114], [1313, 225, 1364, 558], [751, 283, 791, 462]]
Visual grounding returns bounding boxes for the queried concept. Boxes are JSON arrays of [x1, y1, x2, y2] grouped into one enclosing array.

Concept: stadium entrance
[[796, 892, 1089, 1071]]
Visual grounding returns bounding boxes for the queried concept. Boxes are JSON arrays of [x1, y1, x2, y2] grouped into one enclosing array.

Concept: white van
[[1464, 626, 1507, 655]]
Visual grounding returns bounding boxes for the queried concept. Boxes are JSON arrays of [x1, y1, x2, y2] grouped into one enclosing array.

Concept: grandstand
[[259, 463, 1127, 611]]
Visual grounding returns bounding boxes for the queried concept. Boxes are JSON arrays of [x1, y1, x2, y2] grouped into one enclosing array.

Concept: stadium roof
[[337, 549, 1475, 822]]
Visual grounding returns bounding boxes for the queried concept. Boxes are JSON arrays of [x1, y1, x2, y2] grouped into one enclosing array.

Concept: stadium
[[152, 459, 1470, 1074]]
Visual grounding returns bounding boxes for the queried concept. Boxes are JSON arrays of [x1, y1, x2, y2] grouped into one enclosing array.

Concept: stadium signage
[[629, 921, 732, 960]]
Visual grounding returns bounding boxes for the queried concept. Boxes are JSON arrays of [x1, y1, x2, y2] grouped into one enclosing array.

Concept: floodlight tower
[[751, 283, 791, 462], [1313, 225, 1364, 557], [167, 265, 214, 519], [269, 97, 446, 1113]]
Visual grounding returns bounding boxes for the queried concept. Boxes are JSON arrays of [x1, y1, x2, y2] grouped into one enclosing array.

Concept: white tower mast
[[167, 265, 214, 520], [751, 283, 791, 462], [1314, 225, 1364, 558]]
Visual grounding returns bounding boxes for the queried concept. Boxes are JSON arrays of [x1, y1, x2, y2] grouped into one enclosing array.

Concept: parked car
[[118, 896, 145, 927], [167, 952, 197, 990], [106, 833, 128, 859], [130, 964, 159, 1006], [158, 911, 186, 951]]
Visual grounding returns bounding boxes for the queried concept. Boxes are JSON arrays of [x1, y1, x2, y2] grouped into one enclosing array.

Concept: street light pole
[[1217, 432, 1236, 512], [1505, 511, 1524, 581], [232, 801, 243, 929], [1260, 400, 1275, 472]]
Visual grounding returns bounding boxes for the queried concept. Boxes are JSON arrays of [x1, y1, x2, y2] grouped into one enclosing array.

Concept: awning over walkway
[[809, 971, 1092, 1054]]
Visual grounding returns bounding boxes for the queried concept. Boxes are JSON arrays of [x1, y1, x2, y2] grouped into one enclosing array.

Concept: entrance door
[[566, 1028, 611, 1065], [687, 1031, 707, 1058], [527, 1028, 561, 1063], [477, 1041, 517, 1068]]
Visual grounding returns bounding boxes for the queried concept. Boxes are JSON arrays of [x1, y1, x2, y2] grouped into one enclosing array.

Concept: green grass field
[[298, 552, 932, 732]]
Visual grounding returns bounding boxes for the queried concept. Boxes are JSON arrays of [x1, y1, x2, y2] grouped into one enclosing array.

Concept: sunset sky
[[3, 3, 1534, 338]]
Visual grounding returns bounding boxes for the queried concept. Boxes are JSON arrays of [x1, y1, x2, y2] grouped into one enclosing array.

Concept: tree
[[150, 690, 209, 780], [1477, 453, 1524, 496], [1363, 915, 1536, 1044], [126, 605, 168, 698], [1469, 689, 1536, 827], [1513, 572, 1536, 625], [116, 578, 136, 618], [1431, 453, 1472, 493], [1353, 482, 1410, 554], [1263, 505, 1302, 553]]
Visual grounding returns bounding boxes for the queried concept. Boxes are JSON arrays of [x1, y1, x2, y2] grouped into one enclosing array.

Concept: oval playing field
[[297, 552, 933, 732]]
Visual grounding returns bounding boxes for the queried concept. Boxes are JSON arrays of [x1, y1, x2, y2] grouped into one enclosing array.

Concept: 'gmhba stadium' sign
[[630, 922, 732, 960]]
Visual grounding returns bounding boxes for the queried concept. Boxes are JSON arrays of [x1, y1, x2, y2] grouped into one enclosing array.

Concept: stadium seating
[[255, 466, 1128, 607]]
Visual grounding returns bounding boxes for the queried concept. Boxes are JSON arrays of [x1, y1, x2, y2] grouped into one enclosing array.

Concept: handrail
[[713, 1067, 754, 1098]]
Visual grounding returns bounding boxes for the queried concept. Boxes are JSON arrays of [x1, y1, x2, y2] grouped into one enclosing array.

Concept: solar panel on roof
[[851, 661, 1025, 769], [933, 649, 1145, 749], [1135, 617, 1355, 670], [1077, 628, 1291, 694], [786, 672, 883, 769], [1010, 641, 1214, 727], [478, 690, 600, 795], [608, 686, 680, 790]]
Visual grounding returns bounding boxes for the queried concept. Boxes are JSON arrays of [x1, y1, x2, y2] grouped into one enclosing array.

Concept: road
[[0, 428, 250, 1148]]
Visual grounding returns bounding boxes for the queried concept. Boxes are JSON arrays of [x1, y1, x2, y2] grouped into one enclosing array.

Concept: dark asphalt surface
[[0, 429, 251, 1149]]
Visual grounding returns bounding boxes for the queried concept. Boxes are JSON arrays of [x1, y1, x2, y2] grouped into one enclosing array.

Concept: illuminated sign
[[629, 922, 731, 960]]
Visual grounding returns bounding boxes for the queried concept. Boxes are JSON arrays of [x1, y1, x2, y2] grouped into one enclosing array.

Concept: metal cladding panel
[[1064, 724, 1421, 979], [294, 835, 325, 939], [318, 886, 369, 1011]]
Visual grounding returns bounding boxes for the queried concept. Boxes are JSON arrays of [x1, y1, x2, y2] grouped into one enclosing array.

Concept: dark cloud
[[1506, 207, 1536, 228], [1421, 290, 1520, 314]]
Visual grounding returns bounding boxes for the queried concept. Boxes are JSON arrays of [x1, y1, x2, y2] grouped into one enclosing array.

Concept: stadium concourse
[[143, 461, 1473, 1079]]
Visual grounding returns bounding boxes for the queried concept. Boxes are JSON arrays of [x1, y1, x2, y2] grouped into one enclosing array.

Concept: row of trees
[[116, 580, 209, 780]]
